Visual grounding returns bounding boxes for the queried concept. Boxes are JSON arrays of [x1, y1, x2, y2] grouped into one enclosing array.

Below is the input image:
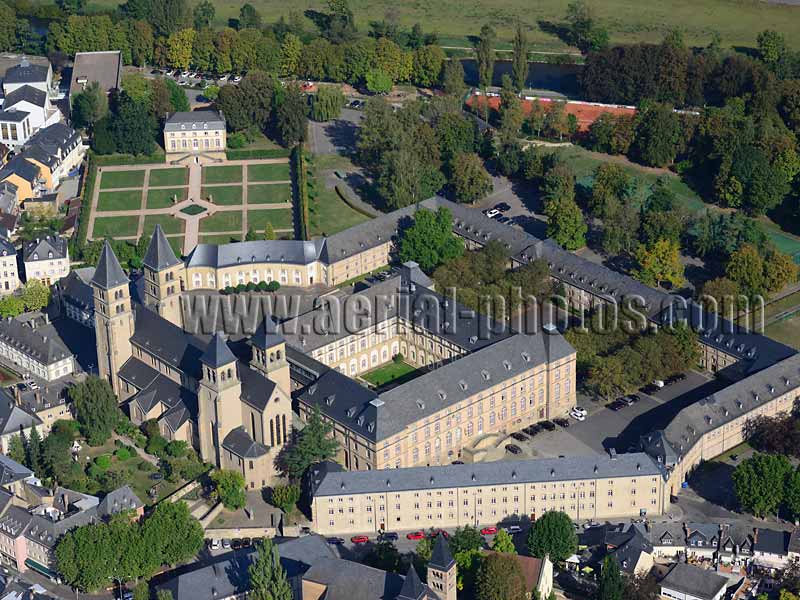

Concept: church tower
[[197, 333, 242, 465], [249, 319, 290, 394], [142, 224, 184, 328], [91, 241, 133, 397], [427, 535, 457, 600]]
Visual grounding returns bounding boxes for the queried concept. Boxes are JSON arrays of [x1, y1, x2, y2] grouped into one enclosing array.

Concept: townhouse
[[23, 236, 69, 285]]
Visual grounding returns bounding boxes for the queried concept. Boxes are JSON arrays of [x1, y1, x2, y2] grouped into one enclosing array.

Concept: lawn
[[97, 190, 142, 211], [362, 361, 419, 387], [143, 214, 184, 235], [146, 187, 187, 209], [203, 165, 242, 184], [148, 168, 188, 187], [247, 208, 293, 231], [201, 234, 241, 244], [93, 216, 139, 238], [247, 163, 291, 182], [181, 204, 207, 216], [203, 185, 242, 206], [200, 211, 243, 232], [99, 169, 146, 189], [309, 183, 370, 236], [766, 315, 800, 350], [248, 184, 292, 204]]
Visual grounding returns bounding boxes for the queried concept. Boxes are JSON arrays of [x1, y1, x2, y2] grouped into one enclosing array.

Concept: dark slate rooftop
[[3, 85, 46, 109], [23, 235, 67, 262], [3, 61, 48, 85], [0, 155, 40, 183], [0, 316, 72, 366], [200, 332, 237, 367], [60, 267, 95, 311], [302, 557, 410, 600], [143, 224, 181, 271], [0, 235, 14, 257], [429, 534, 455, 571], [754, 528, 790, 555], [659, 563, 728, 600], [91, 241, 129, 290], [164, 110, 225, 132], [312, 452, 665, 497], [69, 51, 122, 97], [185, 238, 326, 269], [0, 453, 33, 486], [0, 108, 29, 122], [222, 426, 269, 458]]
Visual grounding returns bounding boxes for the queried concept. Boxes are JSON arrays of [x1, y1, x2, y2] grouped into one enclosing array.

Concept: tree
[[310, 85, 345, 121], [546, 197, 587, 251], [264, 223, 276, 240], [245, 226, 258, 242], [163, 76, 189, 112], [0, 295, 24, 318], [8, 434, 25, 465], [784, 469, 800, 522], [280, 33, 302, 76], [449, 526, 484, 555], [71, 81, 108, 130], [699, 277, 742, 319], [275, 82, 307, 147], [366, 69, 392, 94], [57, 0, 85, 15], [364, 539, 403, 574], [109, 92, 157, 155], [565, 0, 608, 51], [376, 146, 445, 209], [133, 582, 149, 600], [142, 500, 203, 568], [238, 3, 262, 30], [270, 484, 300, 513], [476, 24, 496, 89], [166, 28, 195, 70], [630, 104, 682, 167], [490, 529, 517, 554], [26, 427, 42, 474], [441, 59, 466, 97], [193, 0, 215, 28], [69, 376, 117, 446], [412, 45, 445, 88], [732, 453, 792, 517], [0, 2, 16, 52], [148, 0, 189, 37], [249, 538, 292, 600], [282, 405, 340, 479], [589, 163, 630, 218], [449, 152, 492, 203], [210, 469, 247, 510], [764, 250, 798, 294], [156, 592, 173, 600], [633, 239, 684, 289], [398, 207, 464, 272], [527, 511, 577, 562], [726, 244, 766, 298], [476, 552, 527, 600], [600, 555, 624, 600], [757, 30, 786, 73], [22, 278, 51, 311], [511, 23, 528, 92]]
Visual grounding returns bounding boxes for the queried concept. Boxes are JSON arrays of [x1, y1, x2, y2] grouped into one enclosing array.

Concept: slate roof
[[200, 332, 237, 367], [754, 528, 790, 555], [3, 61, 48, 85], [429, 534, 455, 571], [250, 318, 283, 350], [0, 109, 29, 123], [660, 563, 728, 600], [302, 557, 410, 600], [23, 235, 67, 262], [0, 155, 40, 184], [3, 85, 46, 109], [131, 306, 205, 380], [185, 238, 326, 269], [96, 485, 143, 515], [69, 51, 122, 97], [143, 224, 181, 271], [397, 565, 427, 600], [0, 454, 33, 486], [0, 236, 15, 257], [164, 110, 225, 132], [312, 452, 665, 497], [0, 317, 72, 366], [60, 267, 95, 311], [118, 356, 161, 390], [221, 426, 269, 459], [239, 365, 276, 412], [23, 123, 82, 166], [91, 241, 129, 290]]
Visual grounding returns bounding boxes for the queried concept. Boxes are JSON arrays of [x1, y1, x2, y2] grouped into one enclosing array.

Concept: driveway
[[308, 108, 363, 155]]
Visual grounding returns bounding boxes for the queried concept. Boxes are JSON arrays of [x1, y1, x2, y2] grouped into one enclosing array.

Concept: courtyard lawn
[[247, 208, 293, 231], [148, 168, 188, 187], [201, 234, 241, 244], [248, 184, 292, 204], [168, 237, 184, 256], [143, 214, 184, 235], [200, 211, 243, 233], [362, 362, 418, 387], [202, 165, 242, 184], [247, 163, 291, 182], [146, 187, 187, 209], [97, 190, 142, 211], [203, 185, 242, 206], [309, 184, 370, 236], [99, 169, 146, 189], [93, 216, 139, 238]]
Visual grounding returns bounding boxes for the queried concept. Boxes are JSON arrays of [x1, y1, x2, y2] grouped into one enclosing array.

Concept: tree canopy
[[69, 376, 118, 446], [527, 510, 577, 562]]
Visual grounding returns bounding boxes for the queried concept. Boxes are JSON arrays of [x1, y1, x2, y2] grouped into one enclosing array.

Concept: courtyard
[[88, 158, 295, 255]]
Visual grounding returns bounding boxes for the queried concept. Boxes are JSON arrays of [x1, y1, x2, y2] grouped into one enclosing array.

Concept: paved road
[[308, 108, 363, 155]]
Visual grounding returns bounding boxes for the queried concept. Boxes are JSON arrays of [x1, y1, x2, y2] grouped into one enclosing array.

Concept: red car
[[350, 535, 369, 544], [480, 526, 498, 535], [406, 531, 425, 540], [430, 529, 449, 539]]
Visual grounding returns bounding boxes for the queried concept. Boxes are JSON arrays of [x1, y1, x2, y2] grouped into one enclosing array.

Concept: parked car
[[222, 539, 231, 549], [380, 532, 399, 542], [493, 202, 512, 212], [232, 538, 242, 549], [510, 432, 528, 441], [496, 216, 511, 224], [608, 400, 625, 411], [524, 424, 542, 436], [242, 537, 252, 547], [232, 75, 242, 82], [569, 409, 586, 421], [553, 417, 570, 427], [430, 529, 449, 539], [642, 383, 658, 394], [627, 394, 641, 403], [451, 460, 464, 465], [621, 396, 635, 406], [653, 379, 665, 388], [480, 526, 498, 535], [666, 373, 686, 384], [506, 444, 522, 455], [541, 420, 556, 431], [209, 538, 220, 550], [326, 537, 345, 545], [406, 531, 425, 540], [504, 525, 522, 535], [351, 535, 369, 544], [483, 208, 501, 218], [572, 406, 588, 417]]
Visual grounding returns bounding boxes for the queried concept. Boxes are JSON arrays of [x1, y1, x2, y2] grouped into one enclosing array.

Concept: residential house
[[21, 123, 85, 190], [0, 86, 60, 150], [163, 110, 226, 164], [0, 157, 43, 203], [752, 528, 792, 570], [685, 523, 721, 560], [58, 267, 94, 328], [0, 236, 19, 295], [68, 51, 121, 101], [0, 391, 43, 455], [1, 60, 52, 96], [717, 523, 754, 566], [0, 454, 33, 500], [23, 236, 69, 285], [643, 522, 686, 559], [660, 563, 729, 600], [0, 312, 75, 382]]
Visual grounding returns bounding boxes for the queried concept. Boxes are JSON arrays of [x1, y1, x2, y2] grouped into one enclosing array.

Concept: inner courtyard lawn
[[201, 234, 241, 244], [247, 208, 293, 231], [203, 165, 242, 184], [247, 163, 291, 182], [97, 190, 142, 211], [200, 211, 243, 232], [99, 169, 146, 189], [148, 168, 188, 187], [362, 362, 418, 387], [248, 184, 291, 204], [144, 214, 184, 235], [203, 185, 242, 205], [93, 216, 139, 238], [146, 187, 187, 209]]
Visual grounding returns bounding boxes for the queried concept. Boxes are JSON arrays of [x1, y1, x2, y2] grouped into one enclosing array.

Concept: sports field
[[84, 0, 800, 50]]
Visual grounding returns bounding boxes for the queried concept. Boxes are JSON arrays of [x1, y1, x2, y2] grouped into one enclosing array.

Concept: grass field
[[148, 168, 188, 187], [203, 165, 242, 184], [248, 163, 291, 182], [766, 315, 800, 350], [144, 214, 184, 235], [362, 361, 418, 387], [201, 234, 241, 244], [146, 187, 187, 209], [248, 184, 292, 204], [308, 154, 371, 237], [97, 190, 142, 211], [200, 211, 243, 232], [99, 169, 146, 189], [93, 216, 139, 237], [248, 209, 294, 231], [83, 0, 800, 50], [204, 185, 242, 206]]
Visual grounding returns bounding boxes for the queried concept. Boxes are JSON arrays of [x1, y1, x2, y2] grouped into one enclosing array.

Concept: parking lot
[[500, 370, 721, 460]]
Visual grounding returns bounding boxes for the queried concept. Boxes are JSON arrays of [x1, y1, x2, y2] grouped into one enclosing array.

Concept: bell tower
[[427, 535, 457, 600], [249, 319, 290, 394], [91, 241, 133, 397], [142, 224, 184, 328], [197, 333, 242, 465]]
